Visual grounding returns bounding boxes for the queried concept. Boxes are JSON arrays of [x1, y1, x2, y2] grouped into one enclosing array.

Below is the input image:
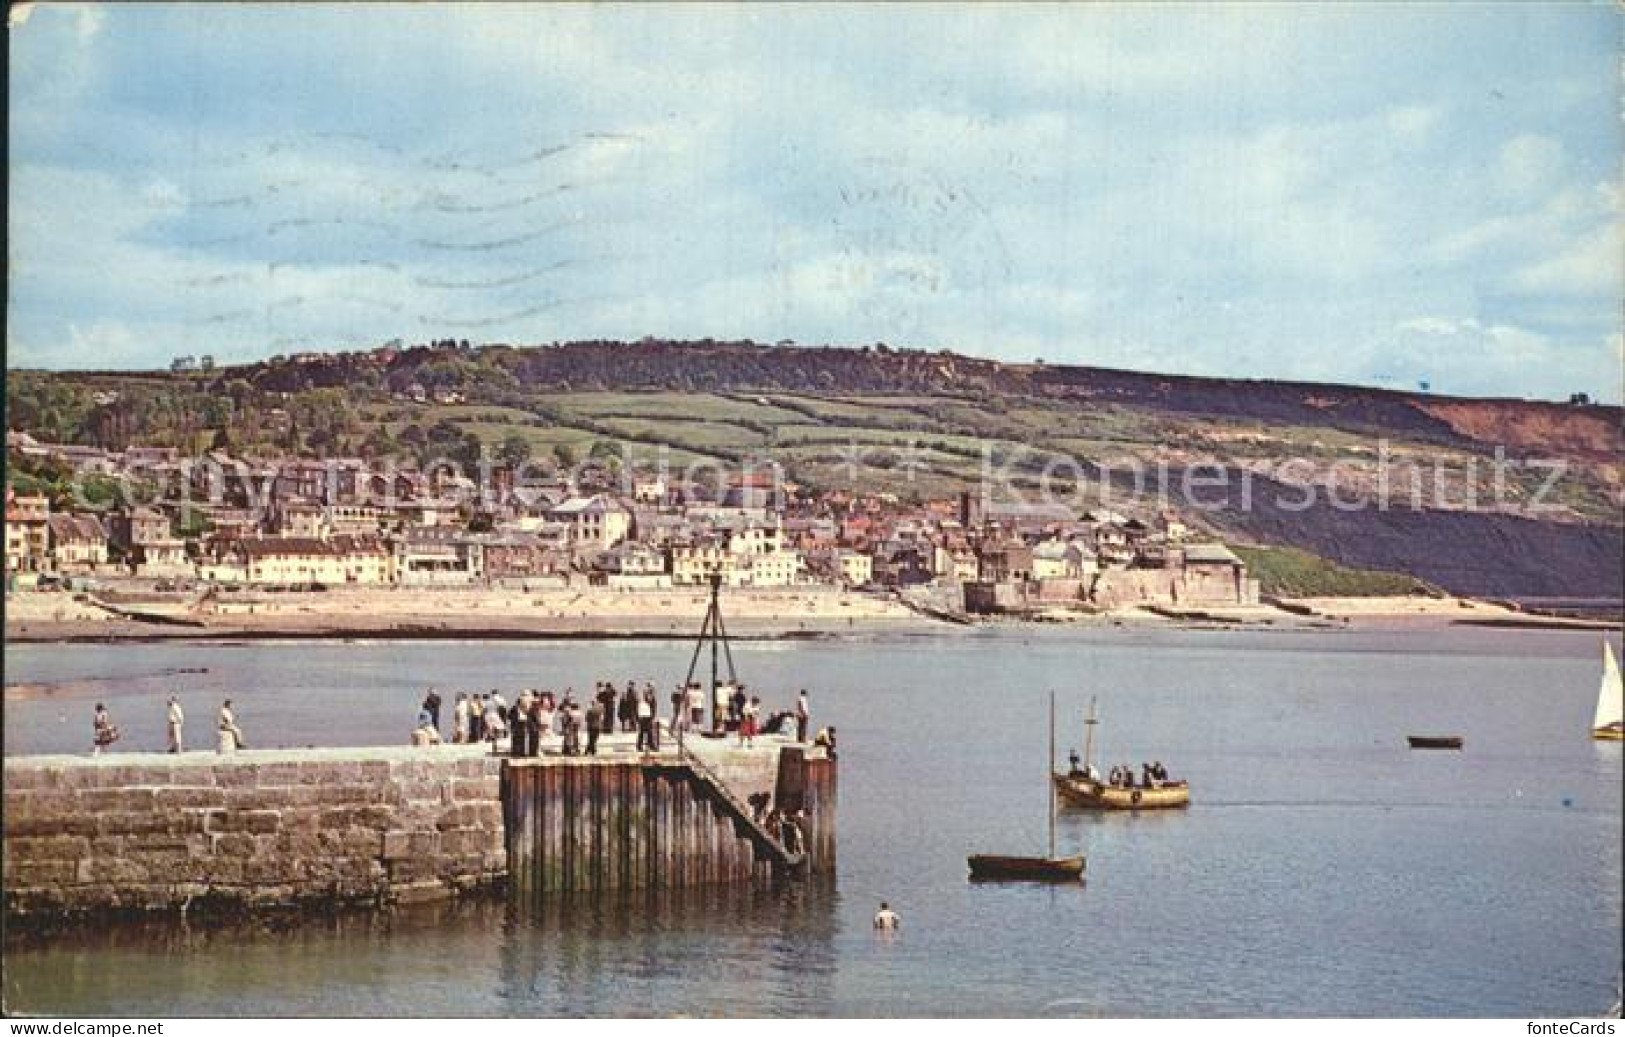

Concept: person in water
[[873, 902, 900, 930]]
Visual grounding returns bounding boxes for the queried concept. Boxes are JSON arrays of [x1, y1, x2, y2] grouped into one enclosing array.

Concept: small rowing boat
[[1407, 735, 1464, 750]]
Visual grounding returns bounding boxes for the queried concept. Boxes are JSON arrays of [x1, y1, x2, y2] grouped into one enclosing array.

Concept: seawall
[[3, 746, 506, 919], [2, 737, 834, 922]]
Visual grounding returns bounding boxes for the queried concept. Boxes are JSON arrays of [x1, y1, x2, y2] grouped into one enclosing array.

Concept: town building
[[207, 535, 394, 586], [46, 514, 110, 571], [549, 495, 632, 550], [5, 491, 51, 577]]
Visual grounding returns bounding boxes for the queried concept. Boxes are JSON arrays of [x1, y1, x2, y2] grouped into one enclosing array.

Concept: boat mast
[[1083, 695, 1098, 774], [1048, 690, 1056, 860]]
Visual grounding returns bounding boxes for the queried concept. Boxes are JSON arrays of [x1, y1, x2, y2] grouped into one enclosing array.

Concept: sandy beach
[[4, 586, 1616, 643], [3, 585, 942, 642]]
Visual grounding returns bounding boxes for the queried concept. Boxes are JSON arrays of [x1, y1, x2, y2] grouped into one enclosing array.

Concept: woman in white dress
[[218, 699, 245, 753], [453, 693, 469, 744], [536, 692, 556, 748]]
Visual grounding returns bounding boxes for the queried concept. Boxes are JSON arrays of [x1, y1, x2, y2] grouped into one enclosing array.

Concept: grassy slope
[[1230, 545, 1440, 598]]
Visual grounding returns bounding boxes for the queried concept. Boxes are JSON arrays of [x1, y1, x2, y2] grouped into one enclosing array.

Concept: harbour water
[[4, 626, 1621, 1017]]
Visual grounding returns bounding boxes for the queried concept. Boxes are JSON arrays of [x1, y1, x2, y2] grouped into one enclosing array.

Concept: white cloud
[[1495, 134, 1566, 196], [1512, 224, 1621, 296]]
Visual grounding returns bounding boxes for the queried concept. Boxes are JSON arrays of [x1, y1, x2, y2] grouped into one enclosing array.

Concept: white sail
[[1596, 642, 1624, 730]]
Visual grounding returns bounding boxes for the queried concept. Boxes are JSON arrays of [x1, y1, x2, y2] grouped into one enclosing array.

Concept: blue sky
[[8, 3, 1621, 401]]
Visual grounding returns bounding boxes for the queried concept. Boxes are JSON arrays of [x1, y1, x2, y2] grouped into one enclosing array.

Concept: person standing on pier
[[512, 689, 533, 758], [795, 690, 810, 743], [560, 697, 580, 756], [636, 689, 657, 752], [412, 711, 442, 747], [739, 696, 760, 747], [166, 696, 185, 754], [536, 693, 555, 753], [468, 694, 485, 744], [92, 703, 120, 755], [687, 682, 706, 730], [218, 699, 245, 754], [453, 693, 469, 744], [422, 688, 442, 733], [814, 726, 838, 760], [585, 699, 602, 755], [618, 683, 637, 733], [597, 684, 617, 736]]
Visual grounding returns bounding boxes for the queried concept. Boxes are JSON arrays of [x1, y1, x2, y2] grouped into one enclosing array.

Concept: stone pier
[[2, 734, 835, 922]]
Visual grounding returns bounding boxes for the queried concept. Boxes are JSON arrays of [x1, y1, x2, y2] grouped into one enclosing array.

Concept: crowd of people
[[413, 681, 827, 758], [1066, 751, 1175, 789], [82, 682, 833, 761]]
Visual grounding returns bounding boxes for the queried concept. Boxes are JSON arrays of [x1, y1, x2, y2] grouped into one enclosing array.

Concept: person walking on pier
[[92, 703, 120, 755], [422, 688, 442, 733], [218, 699, 245, 754], [795, 690, 810, 743], [166, 696, 185, 754]]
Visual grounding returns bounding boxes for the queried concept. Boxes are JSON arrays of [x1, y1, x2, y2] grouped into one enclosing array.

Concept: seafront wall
[[2, 746, 508, 918], [2, 739, 833, 921]]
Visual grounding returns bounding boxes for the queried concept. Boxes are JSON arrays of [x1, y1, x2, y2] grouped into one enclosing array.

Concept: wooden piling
[[499, 744, 835, 895]]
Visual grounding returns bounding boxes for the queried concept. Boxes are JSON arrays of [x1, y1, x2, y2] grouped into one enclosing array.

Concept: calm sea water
[[4, 626, 1621, 1017]]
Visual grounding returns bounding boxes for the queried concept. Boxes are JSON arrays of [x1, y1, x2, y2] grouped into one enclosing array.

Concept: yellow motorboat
[[1053, 773, 1191, 810], [1055, 697, 1191, 811]]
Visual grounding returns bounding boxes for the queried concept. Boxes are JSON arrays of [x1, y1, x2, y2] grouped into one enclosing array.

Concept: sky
[[7, 3, 1622, 401]]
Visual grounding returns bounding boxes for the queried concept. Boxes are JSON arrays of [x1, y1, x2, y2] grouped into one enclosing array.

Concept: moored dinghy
[[1407, 735, 1464, 750], [966, 692, 1086, 883]]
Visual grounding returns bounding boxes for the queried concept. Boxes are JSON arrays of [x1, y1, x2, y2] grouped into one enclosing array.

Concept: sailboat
[[1593, 641, 1623, 741], [1053, 697, 1191, 810], [967, 692, 1086, 882]]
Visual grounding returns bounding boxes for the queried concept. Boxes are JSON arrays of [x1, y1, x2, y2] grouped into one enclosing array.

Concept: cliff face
[[1415, 399, 1623, 460]]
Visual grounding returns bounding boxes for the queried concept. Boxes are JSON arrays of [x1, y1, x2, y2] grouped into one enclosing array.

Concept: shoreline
[[5, 593, 1618, 645]]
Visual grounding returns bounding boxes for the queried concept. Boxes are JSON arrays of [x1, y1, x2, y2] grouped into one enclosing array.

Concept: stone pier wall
[[2, 746, 505, 919], [3, 739, 836, 922]]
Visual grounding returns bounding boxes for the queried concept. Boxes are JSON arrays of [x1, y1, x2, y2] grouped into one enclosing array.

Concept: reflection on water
[[5, 882, 839, 1018]]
